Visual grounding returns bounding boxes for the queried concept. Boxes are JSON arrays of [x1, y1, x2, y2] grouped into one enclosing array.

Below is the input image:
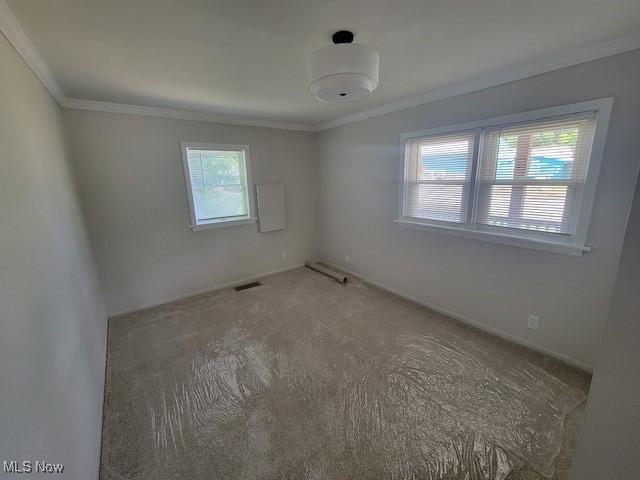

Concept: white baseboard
[[323, 261, 593, 373], [108, 264, 305, 318]]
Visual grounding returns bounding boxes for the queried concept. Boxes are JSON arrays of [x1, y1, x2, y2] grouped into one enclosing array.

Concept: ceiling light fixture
[[307, 30, 379, 103]]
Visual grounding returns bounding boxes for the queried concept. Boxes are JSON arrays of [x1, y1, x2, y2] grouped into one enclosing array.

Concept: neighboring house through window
[[397, 99, 613, 255]]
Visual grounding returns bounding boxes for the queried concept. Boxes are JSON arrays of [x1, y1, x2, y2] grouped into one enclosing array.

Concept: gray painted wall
[[0, 33, 106, 479], [317, 49, 640, 368], [2, 11, 638, 477], [64, 111, 319, 315], [569, 171, 640, 479]]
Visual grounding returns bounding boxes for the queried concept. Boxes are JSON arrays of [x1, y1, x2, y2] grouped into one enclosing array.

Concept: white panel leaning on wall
[[257, 183, 286, 232]]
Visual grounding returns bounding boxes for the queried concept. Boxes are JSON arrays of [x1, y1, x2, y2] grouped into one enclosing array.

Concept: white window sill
[[191, 217, 256, 231], [395, 218, 590, 256]]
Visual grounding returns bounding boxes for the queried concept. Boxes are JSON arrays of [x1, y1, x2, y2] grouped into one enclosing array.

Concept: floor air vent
[[234, 281, 262, 291]]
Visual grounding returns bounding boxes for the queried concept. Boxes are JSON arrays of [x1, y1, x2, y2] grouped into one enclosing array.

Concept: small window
[[398, 99, 613, 255], [180, 142, 255, 230]]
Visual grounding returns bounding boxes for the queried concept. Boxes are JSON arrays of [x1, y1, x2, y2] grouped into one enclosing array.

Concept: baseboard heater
[[305, 260, 348, 284]]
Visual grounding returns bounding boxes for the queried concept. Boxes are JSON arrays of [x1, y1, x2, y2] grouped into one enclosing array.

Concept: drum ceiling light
[[307, 30, 379, 103]]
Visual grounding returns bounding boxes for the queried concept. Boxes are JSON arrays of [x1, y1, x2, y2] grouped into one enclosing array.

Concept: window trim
[[397, 98, 614, 255], [180, 142, 256, 231]]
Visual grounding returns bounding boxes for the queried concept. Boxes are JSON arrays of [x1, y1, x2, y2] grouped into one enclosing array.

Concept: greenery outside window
[[397, 99, 613, 255], [180, 142, 255, 230]]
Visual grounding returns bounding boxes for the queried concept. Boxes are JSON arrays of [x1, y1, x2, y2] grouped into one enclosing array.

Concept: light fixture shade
[[307, 44, 379, 102]]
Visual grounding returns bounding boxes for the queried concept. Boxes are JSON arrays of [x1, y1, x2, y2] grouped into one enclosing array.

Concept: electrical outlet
[[282, 252, 288, 261], [528, 315, 540, 331], [344, 255, 350, 263]]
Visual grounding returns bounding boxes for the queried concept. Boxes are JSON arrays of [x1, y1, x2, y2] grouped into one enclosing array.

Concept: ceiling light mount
[[307, 30, 379, 103], [332, 30, 354, 44]]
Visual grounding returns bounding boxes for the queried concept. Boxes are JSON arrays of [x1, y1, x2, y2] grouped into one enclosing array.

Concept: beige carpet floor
[[101, 267, 590, 480]]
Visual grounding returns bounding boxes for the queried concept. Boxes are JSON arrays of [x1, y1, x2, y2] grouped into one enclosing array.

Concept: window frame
[[397, 98, 614, 255], [180, 142, 256, 231]]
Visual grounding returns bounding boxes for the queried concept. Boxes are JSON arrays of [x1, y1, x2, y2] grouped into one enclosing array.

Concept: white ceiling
[[6, 0, 640, 127]]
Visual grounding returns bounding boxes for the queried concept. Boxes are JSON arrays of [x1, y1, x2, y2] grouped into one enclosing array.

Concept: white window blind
[[403, 131, 475, 223], [398, 99, 612, 254], [475, 115, 595, 234], [180, 143, 254, 230]]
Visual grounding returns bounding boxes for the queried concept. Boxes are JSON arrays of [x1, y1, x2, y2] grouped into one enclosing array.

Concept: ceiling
[[6, 0, 640, 127]]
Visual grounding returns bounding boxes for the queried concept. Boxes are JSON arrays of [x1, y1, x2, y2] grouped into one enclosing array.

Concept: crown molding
[[2, 0, 640, 133], [0, 0, 64, 105], [62, 98, 316, 132], [0, 0, 314, 132], [316, 30, 640, 131]]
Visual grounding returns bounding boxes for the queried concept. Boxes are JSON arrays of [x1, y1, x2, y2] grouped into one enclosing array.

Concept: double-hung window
[[181, 142, 255, 230], [398, 99, 613, 254]]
